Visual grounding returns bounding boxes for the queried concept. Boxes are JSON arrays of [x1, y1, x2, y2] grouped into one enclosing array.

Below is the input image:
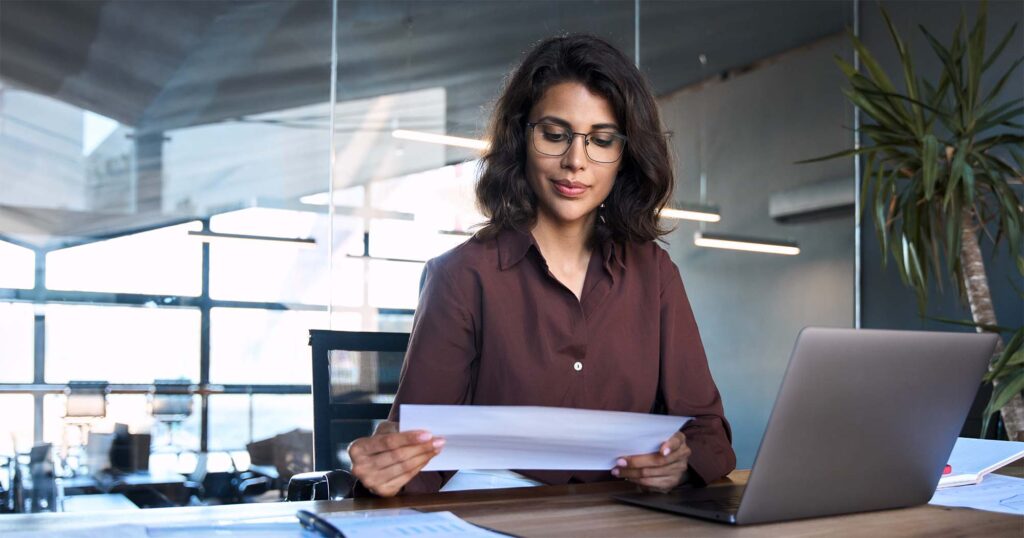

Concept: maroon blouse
[[388, 228, 736, 493]]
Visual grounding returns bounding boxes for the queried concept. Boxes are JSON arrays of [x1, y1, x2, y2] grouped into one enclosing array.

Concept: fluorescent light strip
[[660, 207, 721, 222], [392, 129, 490, 150], [188, 230, 317, 249], [694, 231, 799, 256], [346, 254, 426, 264]]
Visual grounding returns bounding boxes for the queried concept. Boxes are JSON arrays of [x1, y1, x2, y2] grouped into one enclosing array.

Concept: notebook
[[939, 437, 1024, 488]]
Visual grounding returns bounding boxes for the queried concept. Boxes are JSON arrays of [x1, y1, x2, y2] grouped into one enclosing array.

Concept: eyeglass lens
[[531, 123, 624, 163]]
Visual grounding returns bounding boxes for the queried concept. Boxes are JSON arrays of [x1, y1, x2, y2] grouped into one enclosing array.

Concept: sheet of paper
[[929, 473, 1024, 515], [938, 437, 1024, 488], [6, 524, 148, 538], [146, 510, 423, 537], [324, 511, 510, 537], [401, 405, 691, 471]]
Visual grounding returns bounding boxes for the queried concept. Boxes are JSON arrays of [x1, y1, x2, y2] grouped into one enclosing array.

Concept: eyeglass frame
[[525, 122, 628, 163]]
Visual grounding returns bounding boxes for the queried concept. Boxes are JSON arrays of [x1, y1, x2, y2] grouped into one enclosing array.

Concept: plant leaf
[[920, 25, 967, 125], [986, 328, 1024, 382], [857, 88, 947, 116], [980, 56, 1024, 110], [962, 164, 976, 209], [983, 22, 1018, 71], [926, 315, 1010, 332], [947, 139, 969, 205], [985, 370, 1024, 419], [965, 0, 987, 111], [849, 29, 900, 94], [794, 145, 893, 164], [881, 6, 925, 131], [921, 135, 941, 200]]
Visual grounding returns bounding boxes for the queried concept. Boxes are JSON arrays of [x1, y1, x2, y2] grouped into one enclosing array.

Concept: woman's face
[[525, 81, 623, 230]]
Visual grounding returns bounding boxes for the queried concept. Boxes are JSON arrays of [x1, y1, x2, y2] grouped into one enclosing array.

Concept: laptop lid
[[734, 327, 997, 524]]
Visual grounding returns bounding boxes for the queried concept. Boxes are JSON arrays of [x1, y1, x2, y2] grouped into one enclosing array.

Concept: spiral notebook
[[939, 437, 1024, 489]]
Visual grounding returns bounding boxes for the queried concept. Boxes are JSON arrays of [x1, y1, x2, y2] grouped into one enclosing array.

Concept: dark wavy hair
[[475, 34, 674, 244]]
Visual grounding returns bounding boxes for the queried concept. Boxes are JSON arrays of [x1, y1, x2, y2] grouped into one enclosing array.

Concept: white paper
[[145, 510, 422, 537], [5, 525, 148, 538], [938, 437, 1024, 488], [324, 511, 508, 537], [400, 405, 691, 471], [930, 473, 1024, 515]]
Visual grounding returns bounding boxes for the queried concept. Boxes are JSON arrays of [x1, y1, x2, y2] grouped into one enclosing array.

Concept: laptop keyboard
[[672, 485, 745, 512]]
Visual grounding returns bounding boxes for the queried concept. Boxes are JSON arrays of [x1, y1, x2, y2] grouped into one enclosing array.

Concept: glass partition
[[0, 0, 855, 476]]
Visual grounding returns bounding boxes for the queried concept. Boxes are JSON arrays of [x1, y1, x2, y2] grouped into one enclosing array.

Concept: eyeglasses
[[526, 122, 627, 164]]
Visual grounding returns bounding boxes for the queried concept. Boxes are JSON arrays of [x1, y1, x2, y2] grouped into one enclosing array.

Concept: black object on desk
[[296, 509, 346, 537]]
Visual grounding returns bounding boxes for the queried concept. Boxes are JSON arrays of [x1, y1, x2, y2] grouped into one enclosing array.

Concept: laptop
[[613, 327, 998, 525]]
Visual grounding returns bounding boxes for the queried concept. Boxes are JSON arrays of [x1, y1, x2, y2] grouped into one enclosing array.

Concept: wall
[[658, 34, 856, 467]]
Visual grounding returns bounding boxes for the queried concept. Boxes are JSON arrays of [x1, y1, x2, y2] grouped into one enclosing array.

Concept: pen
[[297, 509, 346, 538]]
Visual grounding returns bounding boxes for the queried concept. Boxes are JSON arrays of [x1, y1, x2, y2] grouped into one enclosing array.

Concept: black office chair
[[286, 330, 409, 501]]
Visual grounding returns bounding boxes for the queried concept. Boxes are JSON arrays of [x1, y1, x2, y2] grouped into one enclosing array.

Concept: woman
[[348, 34, 736, 497]]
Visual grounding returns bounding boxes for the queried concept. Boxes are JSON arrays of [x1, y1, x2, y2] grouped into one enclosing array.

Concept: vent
[[770, 176, 854, 223]]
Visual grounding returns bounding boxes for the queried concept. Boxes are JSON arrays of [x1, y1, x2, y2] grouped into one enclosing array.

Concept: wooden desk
[[2, 469, 1021, 536]]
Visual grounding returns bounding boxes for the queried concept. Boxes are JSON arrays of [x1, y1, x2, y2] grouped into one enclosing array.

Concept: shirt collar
[[496, 227, 535, 271], [496, 227, 626, 275]]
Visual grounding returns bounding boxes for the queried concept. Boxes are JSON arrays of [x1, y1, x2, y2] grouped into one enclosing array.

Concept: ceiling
[[1, 0, 850, 132]]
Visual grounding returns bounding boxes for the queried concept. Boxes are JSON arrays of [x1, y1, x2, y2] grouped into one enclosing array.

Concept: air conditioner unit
[[769, 176, 854, 223]]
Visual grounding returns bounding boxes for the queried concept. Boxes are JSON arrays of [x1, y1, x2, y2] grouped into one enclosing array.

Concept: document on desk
[[315, 511, 511, 537], [938, 437, 1024, 488], [401, 405, 691, 471], [929, 473, 1024, 515], [5, 525, 149, 538]]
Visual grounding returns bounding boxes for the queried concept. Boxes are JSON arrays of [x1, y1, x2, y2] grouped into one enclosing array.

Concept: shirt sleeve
[[658, 251, 737, 485], [381, 257, 479, 495]]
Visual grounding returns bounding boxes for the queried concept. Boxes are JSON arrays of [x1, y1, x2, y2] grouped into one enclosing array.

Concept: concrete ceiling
[[1, 0, 850, 133]]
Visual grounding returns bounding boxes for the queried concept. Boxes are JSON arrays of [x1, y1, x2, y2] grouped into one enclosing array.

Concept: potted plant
[[803, 1, 1024, 439]]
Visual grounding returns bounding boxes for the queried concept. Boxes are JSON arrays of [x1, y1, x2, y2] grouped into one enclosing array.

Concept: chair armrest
[[286, 470, 355, 501]]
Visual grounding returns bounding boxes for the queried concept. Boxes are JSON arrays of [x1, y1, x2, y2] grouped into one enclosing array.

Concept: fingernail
[[417, 432, 432, 442], [616, 458, 627, 467], [611, 468, 620, 477], [661, 447, 671, 456], [432, 438, 446, 449]]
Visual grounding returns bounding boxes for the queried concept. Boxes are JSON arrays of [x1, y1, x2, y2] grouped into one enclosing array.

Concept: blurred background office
[[0, 0, 1020, 511]]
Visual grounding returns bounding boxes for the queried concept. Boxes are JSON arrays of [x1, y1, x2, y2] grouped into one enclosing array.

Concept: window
[[44, 304, 200, 383], [210, 308, 360, 385], [207, 394, 313, 451], [208, 208, 363, 305], [46, 222, 203, 296], [0, 302, 34, 382], [367, 260, 424, 310], [0, 395, 35, 453], [0, 240, 35, 289]]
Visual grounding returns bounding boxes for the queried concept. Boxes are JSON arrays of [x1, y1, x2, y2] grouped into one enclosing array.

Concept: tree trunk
[[960, 209, 1024, 441]]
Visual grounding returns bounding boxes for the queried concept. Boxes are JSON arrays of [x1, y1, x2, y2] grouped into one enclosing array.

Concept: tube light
[[392, 129, 489, 150], [188, 230, 317, 249], [660, 204, 721, 222], [694, 231, 799, 256]]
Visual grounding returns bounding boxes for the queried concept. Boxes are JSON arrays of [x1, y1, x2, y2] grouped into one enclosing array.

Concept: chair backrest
[[308, 330, 409, 471]]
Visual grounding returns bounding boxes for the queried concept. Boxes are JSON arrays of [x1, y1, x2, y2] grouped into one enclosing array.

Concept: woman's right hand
[[347, 420, 445, 497]]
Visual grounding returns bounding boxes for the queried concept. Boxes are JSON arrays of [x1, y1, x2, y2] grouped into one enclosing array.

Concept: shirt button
[[573, 361, 583, 372]]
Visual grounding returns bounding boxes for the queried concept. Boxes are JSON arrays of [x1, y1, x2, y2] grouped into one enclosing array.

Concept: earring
[[599, 202, 607, 224]]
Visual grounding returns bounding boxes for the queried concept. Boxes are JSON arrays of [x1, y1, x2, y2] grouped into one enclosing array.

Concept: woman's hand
[[347, 420, 445, 497], [612, 431, 692, 492]]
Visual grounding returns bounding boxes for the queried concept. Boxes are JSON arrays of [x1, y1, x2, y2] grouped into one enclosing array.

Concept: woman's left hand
[[612, 431, 692, 492]]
